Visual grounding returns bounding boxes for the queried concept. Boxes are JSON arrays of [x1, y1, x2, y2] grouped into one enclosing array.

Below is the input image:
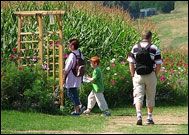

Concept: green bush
[[22, 65, 56, 113], [1, 62, 60, 114], [101, 58, 133, 107], [156, 51, 188, 105], [1, 61, 35, 109]]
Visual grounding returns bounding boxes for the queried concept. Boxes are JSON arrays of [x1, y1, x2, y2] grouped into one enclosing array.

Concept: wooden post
[[37, 14, 43, 64], [56, 15, 64, 107], [47, 38, 49, 78], [17, 15, 22, 65], [53, 40, 55, 91]]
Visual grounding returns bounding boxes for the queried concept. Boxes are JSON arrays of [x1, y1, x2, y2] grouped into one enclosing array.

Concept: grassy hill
[[149, 1, 188, 54]]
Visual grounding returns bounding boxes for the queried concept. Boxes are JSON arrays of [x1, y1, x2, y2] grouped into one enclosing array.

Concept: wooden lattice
[[14, 11, 65, 107]]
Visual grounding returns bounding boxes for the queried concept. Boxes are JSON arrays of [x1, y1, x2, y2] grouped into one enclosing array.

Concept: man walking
[[127, 30, 163, 125]]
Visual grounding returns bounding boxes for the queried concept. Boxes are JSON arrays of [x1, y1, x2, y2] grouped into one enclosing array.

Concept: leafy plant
[[1, 62, 60, 114], [1, 1, 188, 114]]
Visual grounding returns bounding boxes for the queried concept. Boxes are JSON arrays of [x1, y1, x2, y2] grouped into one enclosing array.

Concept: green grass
[[149, 1, 188, 52], [1, 106, 188, 134], [171, 36, 188, 48], [111, 105, 188, 117], [1, 110, 107, 134]]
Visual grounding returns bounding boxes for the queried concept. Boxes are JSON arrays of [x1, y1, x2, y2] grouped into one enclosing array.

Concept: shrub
[[22, 65, 56, 113], [156, 50, 188, 105], [1, 60, 36, 109], [1, 62, 60, 114], [102, 58, 133, 107]]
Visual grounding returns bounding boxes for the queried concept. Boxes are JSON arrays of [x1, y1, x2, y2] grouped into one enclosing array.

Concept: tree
[[129, 1, 140, 18], [160, 1, 175, 13], [101, 1, 175, 18]]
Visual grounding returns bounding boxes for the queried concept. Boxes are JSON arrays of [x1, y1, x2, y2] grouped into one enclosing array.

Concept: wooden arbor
[[14, 11, 65, 107]]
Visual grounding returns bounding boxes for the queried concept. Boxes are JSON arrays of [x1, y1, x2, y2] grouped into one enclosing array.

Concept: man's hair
[[90, 56, 100, 65], [69, 38, 79, 49], [142, 30, 152, 40]]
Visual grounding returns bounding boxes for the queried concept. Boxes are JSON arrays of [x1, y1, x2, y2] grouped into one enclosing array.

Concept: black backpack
[[135, 43, 154, 75], [71, 50, 86, 77]]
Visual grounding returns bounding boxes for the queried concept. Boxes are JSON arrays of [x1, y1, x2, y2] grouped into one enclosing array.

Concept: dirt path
[[102, 114, 188, 134]]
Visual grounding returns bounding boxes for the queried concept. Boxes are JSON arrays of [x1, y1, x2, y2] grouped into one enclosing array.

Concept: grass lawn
[[1, 105, 188, 134], [1, 110, 107, 134], [149, 1, 188, 53]]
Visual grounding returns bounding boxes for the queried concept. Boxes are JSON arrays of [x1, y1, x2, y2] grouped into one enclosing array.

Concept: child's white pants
[[87, 90, 109, 111]]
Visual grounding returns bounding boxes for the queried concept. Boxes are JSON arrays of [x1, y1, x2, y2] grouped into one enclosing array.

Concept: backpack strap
[[137, 42, 151, 50], [78, 49, 82, 58], [137, 42, 142, 50], [145, 43, 151, 50], [71, 52, 77, 67], [78, 50, 84, 82], [72, 50, 82, 58], [71, 51, 77, 57]]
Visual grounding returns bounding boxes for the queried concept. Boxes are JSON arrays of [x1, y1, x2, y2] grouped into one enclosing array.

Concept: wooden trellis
[[14, 11, 65, 107]]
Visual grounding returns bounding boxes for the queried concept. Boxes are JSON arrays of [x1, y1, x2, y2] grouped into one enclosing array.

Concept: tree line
[[100, 1, 175, 18]]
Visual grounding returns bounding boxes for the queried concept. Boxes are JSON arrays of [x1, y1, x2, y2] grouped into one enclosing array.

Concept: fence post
[[56, 14, 64, 107], [17, 15, 22, 66], [37, 14, 43, 64]]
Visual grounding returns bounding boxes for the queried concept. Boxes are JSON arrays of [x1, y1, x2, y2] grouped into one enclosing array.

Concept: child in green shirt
[[83, 56, 111, 116]]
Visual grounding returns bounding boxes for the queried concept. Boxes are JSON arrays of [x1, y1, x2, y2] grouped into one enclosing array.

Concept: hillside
[[149, 1, 188, 54]]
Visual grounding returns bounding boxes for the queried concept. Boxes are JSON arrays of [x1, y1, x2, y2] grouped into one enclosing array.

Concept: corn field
[[1, 1, 159, 63], [1, 1, 162, 108]]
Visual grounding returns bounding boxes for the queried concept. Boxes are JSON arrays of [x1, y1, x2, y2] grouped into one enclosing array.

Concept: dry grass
[[70, 1, 132, 24], [133, 18, 158, 36], [149, 1, 188, 54]]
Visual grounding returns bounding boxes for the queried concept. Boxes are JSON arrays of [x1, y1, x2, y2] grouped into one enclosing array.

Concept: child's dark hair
[[69, 38, 79, 49]]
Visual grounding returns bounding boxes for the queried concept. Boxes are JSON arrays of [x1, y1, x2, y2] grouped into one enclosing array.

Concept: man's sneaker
[[101, 111, 111, 117], [71, 111, 80, 116], [136, 117, 142, 125], [146, 119, 154, 124], [79, 105, 86, 114]]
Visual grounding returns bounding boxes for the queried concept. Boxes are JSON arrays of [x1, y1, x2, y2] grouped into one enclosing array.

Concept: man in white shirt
[[127, 30, 163, 125]]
